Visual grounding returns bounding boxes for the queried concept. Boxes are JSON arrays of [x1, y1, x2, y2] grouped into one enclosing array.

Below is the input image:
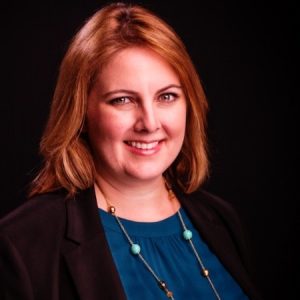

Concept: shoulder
[[0, 191, 68, 240], [0, 191, 71, 296], [189, 189, 234, 210], [180, 188, 242, 226]]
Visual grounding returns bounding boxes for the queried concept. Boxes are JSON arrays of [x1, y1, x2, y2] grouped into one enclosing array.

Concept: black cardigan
[[0, 187, 263, 299]]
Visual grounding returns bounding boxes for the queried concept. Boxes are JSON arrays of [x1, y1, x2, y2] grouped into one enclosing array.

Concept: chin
[[126, 167, 167, 181]]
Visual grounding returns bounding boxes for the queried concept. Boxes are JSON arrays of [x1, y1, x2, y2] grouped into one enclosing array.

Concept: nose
[[134, 102, 160, 133]]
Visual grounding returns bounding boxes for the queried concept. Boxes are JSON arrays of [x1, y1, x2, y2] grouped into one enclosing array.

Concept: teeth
[[127, 141, 159, 150]]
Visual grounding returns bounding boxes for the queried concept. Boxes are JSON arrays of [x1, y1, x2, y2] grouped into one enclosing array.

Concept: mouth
[[124, 140, 161, 150]]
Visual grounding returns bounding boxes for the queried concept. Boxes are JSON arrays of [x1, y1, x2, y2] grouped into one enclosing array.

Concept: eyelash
[[109, 97, 132, 105], [108, 93, 178, 105], [158, 93, 178, 102]]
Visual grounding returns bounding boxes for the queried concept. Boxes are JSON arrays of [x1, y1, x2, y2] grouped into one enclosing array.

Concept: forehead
[[95, 47, 181, 91]]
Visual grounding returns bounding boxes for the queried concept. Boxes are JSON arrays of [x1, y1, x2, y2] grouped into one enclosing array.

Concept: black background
[[1, 0, 298, 299]]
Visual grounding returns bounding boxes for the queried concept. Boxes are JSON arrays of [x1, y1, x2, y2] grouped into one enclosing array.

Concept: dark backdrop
[[1, 0, 298, 299]]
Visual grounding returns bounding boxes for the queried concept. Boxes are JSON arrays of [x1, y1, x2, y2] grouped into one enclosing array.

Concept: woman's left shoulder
[[179, 188, 243, 227], [191, 189, 237, 213]]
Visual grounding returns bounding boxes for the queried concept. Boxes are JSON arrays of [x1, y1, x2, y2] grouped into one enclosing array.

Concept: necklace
[[103, 186, 221, 300]]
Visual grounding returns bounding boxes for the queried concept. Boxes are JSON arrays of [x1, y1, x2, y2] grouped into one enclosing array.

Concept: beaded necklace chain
[[104, 186, 221, 300]]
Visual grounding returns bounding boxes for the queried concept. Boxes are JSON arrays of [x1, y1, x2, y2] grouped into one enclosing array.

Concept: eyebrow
[[101, 84, 182, 98]]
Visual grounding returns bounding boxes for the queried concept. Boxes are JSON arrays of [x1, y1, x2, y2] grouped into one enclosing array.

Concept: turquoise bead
[[131, 243, 141, 255], [183, 229, 192, 240]]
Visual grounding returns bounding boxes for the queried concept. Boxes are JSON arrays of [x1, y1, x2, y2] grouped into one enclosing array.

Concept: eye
[[109, 96, 132, 105], [158, 93, 178, 103]]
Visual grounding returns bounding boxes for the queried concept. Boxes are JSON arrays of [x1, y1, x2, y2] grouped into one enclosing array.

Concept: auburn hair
[[29, 2, 209, 197]]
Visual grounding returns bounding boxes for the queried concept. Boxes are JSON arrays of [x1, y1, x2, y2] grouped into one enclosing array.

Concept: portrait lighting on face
[[86, 47, 187, 185]]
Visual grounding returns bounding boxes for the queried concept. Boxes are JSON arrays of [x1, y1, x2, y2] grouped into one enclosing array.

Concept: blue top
[[99, 208, 249, 300]]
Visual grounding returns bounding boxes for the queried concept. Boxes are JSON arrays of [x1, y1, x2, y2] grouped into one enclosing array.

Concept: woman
[[0, 3, 262, 299]]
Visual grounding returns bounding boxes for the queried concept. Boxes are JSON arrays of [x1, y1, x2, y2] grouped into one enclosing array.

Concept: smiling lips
[[125, 140, 160, 151]]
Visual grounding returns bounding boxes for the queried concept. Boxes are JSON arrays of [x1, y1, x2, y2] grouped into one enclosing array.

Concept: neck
[[94, 175, 180, 222]]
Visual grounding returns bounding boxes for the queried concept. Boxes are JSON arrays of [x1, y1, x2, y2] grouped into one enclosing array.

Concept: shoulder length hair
[[29, 2, 209, 197]]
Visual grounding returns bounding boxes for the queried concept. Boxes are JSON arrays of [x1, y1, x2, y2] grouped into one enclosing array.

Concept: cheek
[[165, 104, 187, 136], [87, 109, 131, 141]]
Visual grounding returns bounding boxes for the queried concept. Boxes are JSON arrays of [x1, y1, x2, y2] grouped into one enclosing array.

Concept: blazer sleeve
[[0, 234, 34, 300]]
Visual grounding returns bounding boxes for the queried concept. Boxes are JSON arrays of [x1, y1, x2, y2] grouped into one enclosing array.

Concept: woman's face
[[86, 47, 186, 184]]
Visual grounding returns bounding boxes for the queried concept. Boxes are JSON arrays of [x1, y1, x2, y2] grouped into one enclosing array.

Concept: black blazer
[[0, 187, 263, 299]]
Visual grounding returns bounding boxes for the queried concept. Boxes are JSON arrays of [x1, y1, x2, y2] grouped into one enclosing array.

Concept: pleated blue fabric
[[98, 208, 249, 300]]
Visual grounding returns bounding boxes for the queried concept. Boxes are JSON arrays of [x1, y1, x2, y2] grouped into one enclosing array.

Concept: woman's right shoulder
[[0, 190, 68, 238]]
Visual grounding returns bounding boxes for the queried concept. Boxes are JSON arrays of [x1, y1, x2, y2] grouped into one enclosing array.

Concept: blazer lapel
[[178, 190, 260, 299], [62, 188, 126, 300]]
